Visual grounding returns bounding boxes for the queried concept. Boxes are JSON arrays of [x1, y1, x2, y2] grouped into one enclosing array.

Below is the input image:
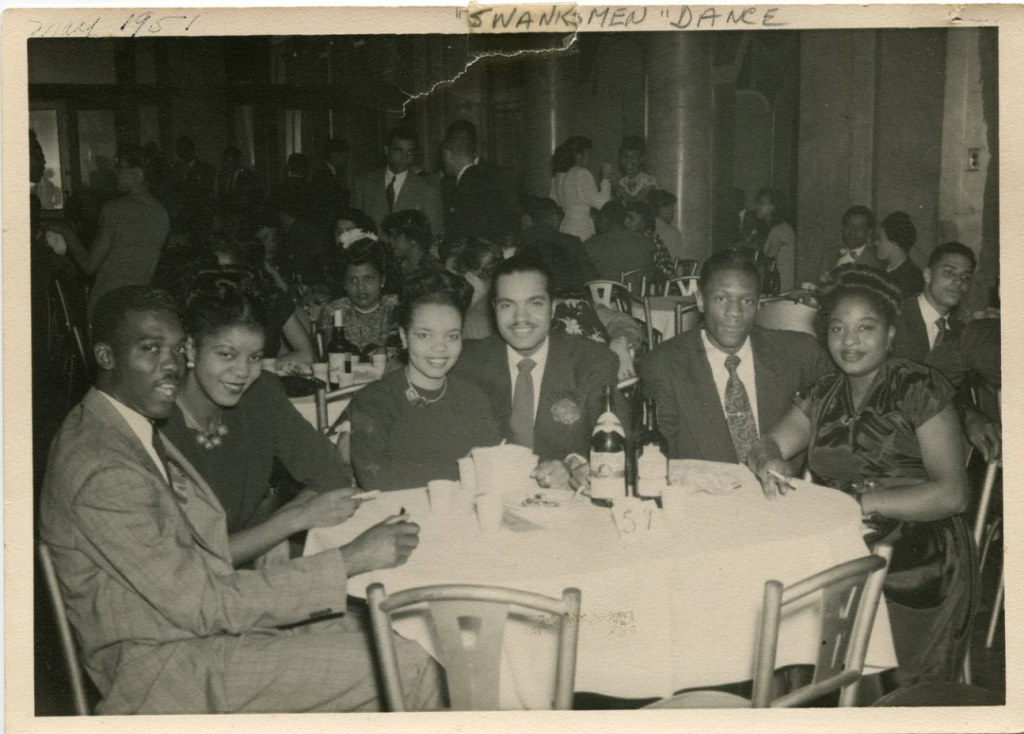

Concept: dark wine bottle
[[327, 308, 357, 387], [589, 385, 627, 508], [636, 398, 669, 506]]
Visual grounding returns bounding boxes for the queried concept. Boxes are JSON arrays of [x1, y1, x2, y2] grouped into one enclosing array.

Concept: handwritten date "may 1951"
[[28, 13, 200, 38]]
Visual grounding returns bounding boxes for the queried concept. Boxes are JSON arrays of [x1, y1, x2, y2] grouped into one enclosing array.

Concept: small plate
[[504, 488, 585, 514]]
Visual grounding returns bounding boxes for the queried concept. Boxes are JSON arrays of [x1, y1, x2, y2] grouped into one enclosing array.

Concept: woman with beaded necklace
[[163, 273, 360, 567], [350, 270, 501, 490]]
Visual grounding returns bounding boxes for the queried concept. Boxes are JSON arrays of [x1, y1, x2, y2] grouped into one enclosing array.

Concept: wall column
[[645, 34, 714, 262], [521, 54, 574, 198]]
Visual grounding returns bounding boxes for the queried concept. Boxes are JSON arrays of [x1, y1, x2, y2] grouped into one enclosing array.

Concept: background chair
[[585, 280, 631, 313], [620, 268, 662, 296], [672, 258, 700, 277], [675, 303, 702, 335], [367, 583, 581, 711], [646, 552, 889, 708], [755, 296, 818, 337], [37, 542, 90, 716], [666, 275, 701, 297]]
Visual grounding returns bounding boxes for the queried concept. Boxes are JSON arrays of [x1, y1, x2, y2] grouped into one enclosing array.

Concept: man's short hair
[[928, 241, 977, 270], [841, 205, 876, 230], [699, 250, 762, 295], [223, 146, 242, 162], [386, 127, 417, 148], [92, 286, 179, 348], [598, 199, 627, 229], [491, 253, 555, 300]]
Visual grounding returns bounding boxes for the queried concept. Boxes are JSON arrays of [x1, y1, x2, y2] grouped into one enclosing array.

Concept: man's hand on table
[[341, 516, 421, 578], [532, 460, 572, 490], [285, 488, 362, 532], [752, 458, 794, 500]]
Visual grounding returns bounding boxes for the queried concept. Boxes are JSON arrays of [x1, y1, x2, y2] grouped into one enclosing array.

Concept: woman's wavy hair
[[180, 267, 270, 347], [818, 264, 903, 328], [394, 269, 474, 330]]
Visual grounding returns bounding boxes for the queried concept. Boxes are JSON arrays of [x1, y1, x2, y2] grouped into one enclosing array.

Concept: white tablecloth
[[306, 466, 898, 708]]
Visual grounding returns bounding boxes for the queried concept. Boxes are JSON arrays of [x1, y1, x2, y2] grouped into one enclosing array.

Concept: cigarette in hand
[[386, 507, 409, 524], [350, 490, 381, 501], [767, 469, 796, 492]]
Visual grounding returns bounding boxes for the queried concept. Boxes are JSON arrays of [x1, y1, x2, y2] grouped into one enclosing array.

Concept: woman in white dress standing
[[550, 136, 613, 242]]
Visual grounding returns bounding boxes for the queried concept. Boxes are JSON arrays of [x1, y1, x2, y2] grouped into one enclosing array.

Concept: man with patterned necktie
[[891, 241, 1001, 462], [640, 250, 832, 463]]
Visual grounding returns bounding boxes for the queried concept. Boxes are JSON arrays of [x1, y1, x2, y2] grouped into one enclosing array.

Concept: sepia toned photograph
[[4, 4, 1020, 732]]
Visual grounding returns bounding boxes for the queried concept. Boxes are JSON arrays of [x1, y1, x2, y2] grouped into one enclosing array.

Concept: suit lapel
[[676, 335, 737, 462], [750, 329, 785, 434], [534, 334, 575, 454], [159, 434, 233, 563], [905, 298, 931, 360]]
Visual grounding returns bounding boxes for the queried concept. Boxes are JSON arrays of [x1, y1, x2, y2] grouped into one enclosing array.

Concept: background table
[[306, 464, 898, 709]]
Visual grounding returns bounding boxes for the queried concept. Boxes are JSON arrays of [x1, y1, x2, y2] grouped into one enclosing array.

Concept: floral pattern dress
[[317, 294, 400, 353]]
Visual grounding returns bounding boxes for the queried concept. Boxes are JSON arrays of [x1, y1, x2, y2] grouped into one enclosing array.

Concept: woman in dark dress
[[350, 270, 501, 490], [163, 274, 360, 567], [747, 265, 975, 688]]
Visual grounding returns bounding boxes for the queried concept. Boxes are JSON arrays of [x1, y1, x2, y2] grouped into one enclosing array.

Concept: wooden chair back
[[753, 553, 888, 707], [755, 296, 818, 337], [367, 583, 582, 711], [666, 276, 701, 297], [37, 542, 90, 716], [675, 303, 702, 335], [586, 280, 631, 312], [620, 268, 662, 296], [673, 258, 700, 277]]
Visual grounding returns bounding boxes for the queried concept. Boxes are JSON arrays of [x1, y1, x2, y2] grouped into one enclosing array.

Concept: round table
[[305, 461, 898, 709]]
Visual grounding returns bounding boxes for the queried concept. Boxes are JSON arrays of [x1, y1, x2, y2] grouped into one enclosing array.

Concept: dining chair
[[585, 280, 631, 312], [673, 258, 701, 277], [674, 303, 702, 335], [645, 551, 889, 709], [37, 541, 91, 716], [620, 268, 662, 296], [666, 276, 701, 297], [367, 583, 582, 711], [755, 296, 818, 337], [642, 296, 661, 350]]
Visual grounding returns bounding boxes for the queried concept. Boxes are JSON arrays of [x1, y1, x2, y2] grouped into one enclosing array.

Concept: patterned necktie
[[510, 359, 536, 450], [723, 354, 759, 463], [933, 317, 948, 349], [386, 176, 396, 213]]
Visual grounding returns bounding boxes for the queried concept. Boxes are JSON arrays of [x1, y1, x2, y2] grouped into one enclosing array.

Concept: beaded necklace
[[178, 399, 229, 449]]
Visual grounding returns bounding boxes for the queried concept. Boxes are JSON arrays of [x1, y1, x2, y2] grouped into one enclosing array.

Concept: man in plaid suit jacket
[[39, 286, 443, 714]]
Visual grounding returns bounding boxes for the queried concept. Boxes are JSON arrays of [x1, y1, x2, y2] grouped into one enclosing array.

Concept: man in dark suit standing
[[891, 241, 1000, 462], [351, 127, 442, 236], [640, 250, 832, 463], [310, 138, 351, 228], [440, 122, 519, 258], [819, 205, 881, 279], [216, 146, 263, 218], [454, 254, 625, 488]]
